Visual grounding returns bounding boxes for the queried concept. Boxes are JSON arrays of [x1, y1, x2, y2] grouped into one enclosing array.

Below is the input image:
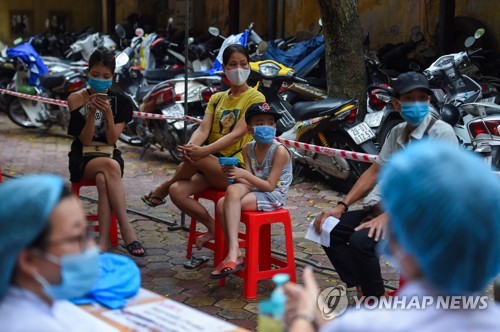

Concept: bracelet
[[294, 313, 318, 330], [337, 201, 349, 213]]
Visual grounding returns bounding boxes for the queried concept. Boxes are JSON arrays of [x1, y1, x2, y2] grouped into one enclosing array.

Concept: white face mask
[[225, 67, 250, 86]]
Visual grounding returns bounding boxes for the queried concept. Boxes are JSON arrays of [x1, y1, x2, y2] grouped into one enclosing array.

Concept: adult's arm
[[67, 93, 95, 145], [314, 162, 380, 233]]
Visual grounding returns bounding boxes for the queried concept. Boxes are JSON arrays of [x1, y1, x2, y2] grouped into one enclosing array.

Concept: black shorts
[[68, 149, 125, 182]]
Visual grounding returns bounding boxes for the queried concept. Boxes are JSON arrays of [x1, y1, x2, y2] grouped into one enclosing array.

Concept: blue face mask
[[35, 246, 100, 300], [400, 101, 429, 126], [253, 125, 276, 144], [88, 77, 112, 93]]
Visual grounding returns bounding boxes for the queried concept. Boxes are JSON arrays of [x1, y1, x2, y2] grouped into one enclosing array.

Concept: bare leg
[[95, 172, 111, 251], [83, 157, 144, 255], [170, 155, 230, 249], [222, 186, 255, 264], [144, 161, 198, 205]]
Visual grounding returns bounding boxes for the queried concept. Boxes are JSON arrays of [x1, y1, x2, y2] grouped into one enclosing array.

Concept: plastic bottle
[[270, 273, 290, 320]]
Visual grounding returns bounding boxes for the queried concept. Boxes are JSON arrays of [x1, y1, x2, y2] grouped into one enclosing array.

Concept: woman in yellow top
[[142, 44, 265, 248]]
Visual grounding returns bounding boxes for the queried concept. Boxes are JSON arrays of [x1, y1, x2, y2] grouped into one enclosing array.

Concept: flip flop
[[210, 260, 245, 280], [122, 240, 146, 257], [141, 191, 166, 207], [183, 255, 210, 269]]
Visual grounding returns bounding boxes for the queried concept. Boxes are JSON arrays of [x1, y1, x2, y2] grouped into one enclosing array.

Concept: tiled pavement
[[0, 112, 493, 330]]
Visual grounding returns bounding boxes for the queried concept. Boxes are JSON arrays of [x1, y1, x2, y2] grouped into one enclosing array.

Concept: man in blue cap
[[286, 141, 500, 331], [314, 72, 458, 299], [0, 174, 100, 331]]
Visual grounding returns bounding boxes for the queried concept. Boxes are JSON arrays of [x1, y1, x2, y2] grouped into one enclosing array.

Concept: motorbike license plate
[[162, 103, 185, 119], [347, 122, 375, 145], [364, 111, 384, 128], [479, 97, 497, 103]]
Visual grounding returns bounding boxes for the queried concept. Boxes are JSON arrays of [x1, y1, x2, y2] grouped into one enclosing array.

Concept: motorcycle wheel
[[376, 118, 403, 149], [7, 98, 37, 128], [327, 132, 372, 193]]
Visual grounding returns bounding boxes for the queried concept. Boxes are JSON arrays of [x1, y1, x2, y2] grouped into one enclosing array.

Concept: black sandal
[[122, 241, 146, 257], [141, 191, 166, 208], [183, 255, 210, 269]]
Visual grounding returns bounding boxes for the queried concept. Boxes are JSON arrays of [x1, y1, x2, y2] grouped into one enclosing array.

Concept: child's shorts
[[253, 191, 286, 211]]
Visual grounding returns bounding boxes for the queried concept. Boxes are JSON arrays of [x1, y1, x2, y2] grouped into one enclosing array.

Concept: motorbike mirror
[[474, 28, 485, 39], [115, 52, 129, 68], [13, 37, 23, 45], [188, 37, 194, 45], [318, 18, 323, 27], [208, 27, 219, 37], [464, 36, 475, 48], [135, 28, 144, 37], [115, 24, 126, 39], [411, 31, 424, 43]]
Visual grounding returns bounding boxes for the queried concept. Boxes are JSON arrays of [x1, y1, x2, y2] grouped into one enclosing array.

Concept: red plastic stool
[[71, 179, 119, 247], [388, 276, 406, 296], [238, 209, 297, 299], [186, 189, 226, 267]]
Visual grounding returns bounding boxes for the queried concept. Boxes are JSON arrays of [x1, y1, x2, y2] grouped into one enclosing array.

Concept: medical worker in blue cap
[[0, 175, 100, 331], [314, 72, 458, 299], [285, 141, 500, 331]]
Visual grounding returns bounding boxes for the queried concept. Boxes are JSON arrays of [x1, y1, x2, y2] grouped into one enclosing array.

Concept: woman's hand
[[178, 143, 207, 162], [89, 94, 112, 116]]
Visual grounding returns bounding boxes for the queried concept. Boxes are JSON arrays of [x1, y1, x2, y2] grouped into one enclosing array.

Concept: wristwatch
[[337, 201, 349, 213]]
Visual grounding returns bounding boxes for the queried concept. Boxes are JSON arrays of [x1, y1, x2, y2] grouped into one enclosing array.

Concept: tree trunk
[[317, 0, 367, 115]]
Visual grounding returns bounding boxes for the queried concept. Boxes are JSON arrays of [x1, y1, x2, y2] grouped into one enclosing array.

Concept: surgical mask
[[34, 246, 100, 300], [88, 77, 112, 93], [253, 125, 276, 144], [400, 101, 429, 126], [225, 67, 250, 86]]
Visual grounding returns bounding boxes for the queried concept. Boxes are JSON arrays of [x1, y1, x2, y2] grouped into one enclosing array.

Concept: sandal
[[122, 241, 146, 257], [210, 260, 244, 280], [141, 191, 166, 207]]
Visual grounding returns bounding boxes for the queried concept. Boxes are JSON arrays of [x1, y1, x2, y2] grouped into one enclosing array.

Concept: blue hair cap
[[0, 174, 64, 299], [380, 140, 500, 294]]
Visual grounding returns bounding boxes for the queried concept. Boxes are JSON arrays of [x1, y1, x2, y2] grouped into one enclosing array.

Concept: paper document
[[305, 216, 340, 247], [102, 298, 237, 332], [56, 301, 119, 332]]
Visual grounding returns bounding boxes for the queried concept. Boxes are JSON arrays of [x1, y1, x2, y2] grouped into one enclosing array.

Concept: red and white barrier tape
[[0, 88, 68, 107], [275, 137, 379, 163]]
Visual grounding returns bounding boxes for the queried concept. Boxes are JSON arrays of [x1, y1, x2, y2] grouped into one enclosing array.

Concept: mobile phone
[[96, 93, 108, 99]]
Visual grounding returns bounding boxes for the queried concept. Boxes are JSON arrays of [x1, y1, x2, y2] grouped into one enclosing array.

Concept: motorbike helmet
[[440, 104, 461, 126]]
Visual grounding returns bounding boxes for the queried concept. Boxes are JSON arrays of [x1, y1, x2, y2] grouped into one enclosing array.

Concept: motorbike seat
[[39, 72, 66, 90], [291, 98, 355, 121], [143, 68, 184, 82], [135, 85, 155, 103]]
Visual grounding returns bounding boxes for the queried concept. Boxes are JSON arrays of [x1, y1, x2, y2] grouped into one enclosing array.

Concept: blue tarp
[[7, 42, 48, 88], [261, 35, 325, 76]]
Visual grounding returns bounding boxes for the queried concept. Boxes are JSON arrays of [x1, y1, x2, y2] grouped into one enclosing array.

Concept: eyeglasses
[[46, 223, 95, 252]]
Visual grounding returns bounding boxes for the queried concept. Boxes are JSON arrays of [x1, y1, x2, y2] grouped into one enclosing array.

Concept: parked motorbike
[[462, 102, 500, 169], [66, 32, 117, 62], [6, 43, 85, 130], [250, 59, 378, 192]]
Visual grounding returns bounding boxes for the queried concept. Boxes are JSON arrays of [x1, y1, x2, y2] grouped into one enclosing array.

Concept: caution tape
[[275, 137, 379, 163], [0, 88, 68, 107]]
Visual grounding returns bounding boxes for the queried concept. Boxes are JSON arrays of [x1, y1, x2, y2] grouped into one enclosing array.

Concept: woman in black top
[[67, 47, 144, 256]]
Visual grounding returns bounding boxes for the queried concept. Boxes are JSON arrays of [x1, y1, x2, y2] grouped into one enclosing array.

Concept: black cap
[[393, 72, 432, 96], [245, 102, 282, 123]]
